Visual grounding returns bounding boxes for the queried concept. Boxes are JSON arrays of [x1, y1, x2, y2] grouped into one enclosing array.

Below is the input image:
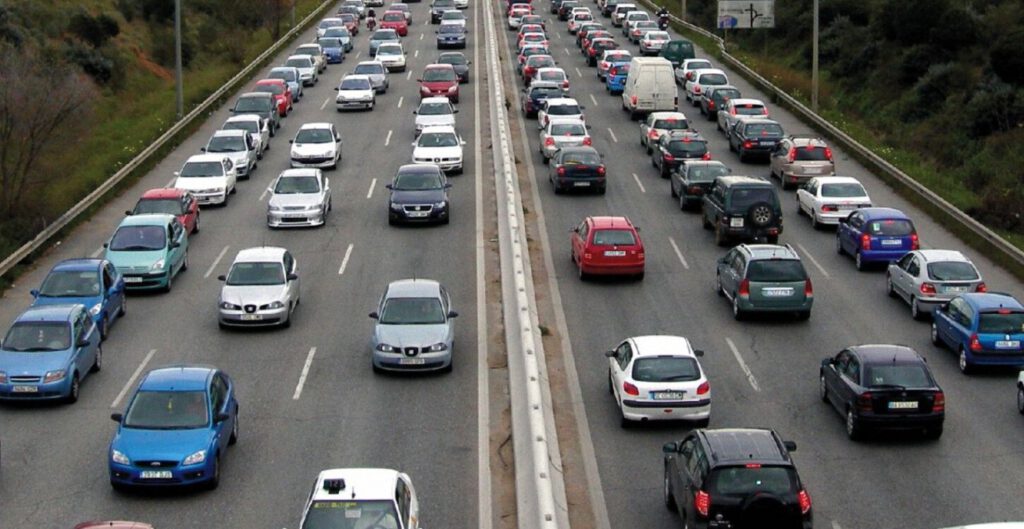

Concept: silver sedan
[[267, 169, 332, 228], [369, 279, 458, 373], [218, 247, 301, 328], [887, 250, 986, 320], [539, 118, 591, 162]]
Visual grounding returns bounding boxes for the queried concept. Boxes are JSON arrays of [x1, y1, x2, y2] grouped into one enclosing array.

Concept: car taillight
[[804, 278, 813, 297], [693, 85, 701, 94], [976, 282, 987, 293], [857, 392, 873, 412], [623, 381, 639, 396], [738, 279, 750, 297], [557, 166, 566, 176], [969, 334, 982, 352], [920, 282, 936, 295], [583, 136, 592, 145], [708, 100, 716, 109], [911, 232, 920, 250], [597, 165, 605, 175], [697, 381, 709, 395], [648, 129, 659, 139], [763, 107, 770, 116], [825, 147, 833, 160], [821, 205, 837, 212], [663, 153, 675, 162], [798, 490, 812, 514], [695, 491, 711, 517], [544, 137, 555, 146], [701, 152, 711, 160], [689, 186, 702, 194], [631, 95, 638, 106], [729, 107, 736, 115], [932, 391, 945, 412], [686, 71, 693, 81], [562, 80, 570, 88], [524, 67, 533, 75], [743, 140, 753, 149], [861, 233, 871, 251], [786, 147, 796, 163]]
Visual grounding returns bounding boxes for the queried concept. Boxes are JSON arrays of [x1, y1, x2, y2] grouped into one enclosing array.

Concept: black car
[[436, 23, 467, 48], [601, 0, 621, 16], [387, 164, 451, 225], [558, 0, 580, 20], [702, 175, 783, 245], [700, 85, 741, 120], [586, 39, 619, 66], [521, 81, 563, 118], [663, 428, 813, 529], [820, 344, 945, 440], [549, 146, 606, 194], [550, 0, 565, 15], [671, 160, 731, 210], [437, 52, 470, 83], [431, 0, 456, 23], [729, 117, 785, 162], [652, 131, 709, 178], [230, 92, 280, 136]]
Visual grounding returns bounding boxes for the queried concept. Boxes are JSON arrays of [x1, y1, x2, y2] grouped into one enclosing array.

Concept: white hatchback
[[412, 125, 465, 174], [795, 176, 872, 228], [606, 335, 710, 427]]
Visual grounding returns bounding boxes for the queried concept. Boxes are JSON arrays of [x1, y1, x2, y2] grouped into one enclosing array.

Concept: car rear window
[[591, 229, 636, 246], [744, 123, 784, 136], [708, 466, 797, 496], [867, 219, 914, 236], [653, 118, 688, 130], [795, 146, 830, 161], [820, 183, 866, 198], [532, 87, 563, 98], [631, 357, 700, 382], [667, 140, 707, 157], [561, 151, 601, 165], [551, 122, 587, 135], [698, 73, 727, 85], [734, 104, 765, 116], [863, 364, 933, 388], [548, 104, 581, 115], [711, 88, 741, 102], [687, 165, 731, 182], [687, 60, 712, 70], [746, 260, 807, 282], [729, 187, 777, 209], [978, 311, 1024, 334], [926, 261, 979, 281]]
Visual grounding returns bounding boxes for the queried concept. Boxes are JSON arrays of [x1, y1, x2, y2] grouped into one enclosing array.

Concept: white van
[[621, 57, 677, 119]]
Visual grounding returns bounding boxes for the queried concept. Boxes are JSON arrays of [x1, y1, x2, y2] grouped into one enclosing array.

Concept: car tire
[[1017, 386, 1024, 415], [91, 346, 102, 373], [702, 212, 713, 230], [635, 272, 645, 281], [924, 424, 943, 440], [930, 322, 942, 347], [193, 214, 200, 234], [732, 296, 744, 321], [619, 407, 631, 429], [664, 465, 678, 512], [715, 273, 725, 297], [819, 373, 828, 402], [766, 234, 779, 244], [181, 250, 189, 272], [118, 295, 127, 317], [282, 303, 293, 328], [714, 223, 727, 247], [65, 373, 80, 404], [958, 347, 973, 374], [678, 195, 689, 211], [164, 270, 173, 293], [98, 318, 108, 341], [578, 262, 588, 281], [911, 297, 925, 321], [598, 185, 606, 195], [835, 234, 845, 255], [846, 408, 861, 440], [855, 251, 866, 271], [885, 275, 897, 298], [670, 181, 678, 198], [207, 455, 221, 490], [541, 153, 549, 165], [372, 363, 384, 374], [229, 411, 239, 445], [608, 372, 614, 395], [111, 481, 131, 493]]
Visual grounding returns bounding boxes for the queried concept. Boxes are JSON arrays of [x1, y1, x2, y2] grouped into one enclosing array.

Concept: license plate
[[408, 211, 429, 218], [240, 314, 263, 321], [573, 181, 591, 187], [285, 213, 308, 218], [805, 167, 822, 174], [888, 401, 918, 410], [730, 218, 744, 228], [604, 250, 626, 257], [942, 285, 969, 294], [12, 385, 38, 393], [759, 141, 775, 147], [652, 391, 684, 400], [400, 358, 426, 365], [124, 277, 143, 284], [140, 470, 173, 479], [880, 239, 901, 246], [995, 340, 1021, 349], [762, 288, 793, 297]]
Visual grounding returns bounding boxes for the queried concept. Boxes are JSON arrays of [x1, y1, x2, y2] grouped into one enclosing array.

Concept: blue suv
[[109, 365, 239, 490], [836, 207, 918, 270], [31, 258, 126, 341], [932, 293, 1024, 374]]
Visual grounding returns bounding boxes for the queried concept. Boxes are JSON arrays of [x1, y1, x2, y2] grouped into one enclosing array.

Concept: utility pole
[[811, 0, 819, 111], [174, 0, 183, 119], [680, 0, 686, 22], [291, 0, 297, 28]]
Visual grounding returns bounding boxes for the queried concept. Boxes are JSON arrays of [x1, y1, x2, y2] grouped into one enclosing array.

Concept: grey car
[[369, 279, 458, 373], [369, 29, 400, 57], [886, 250, 986, 320], [353, 61, 390, 92], [230, 92, 281, 136], [202, 129, 258, 179], [218, 247, 301, 328], [267, 168, 332, 228], [321, 26, 354, 52], [539, 118, 591, 162], [716, 244, 813, 321], [768, 135, 837, 189], [268, 66, 303, 101]]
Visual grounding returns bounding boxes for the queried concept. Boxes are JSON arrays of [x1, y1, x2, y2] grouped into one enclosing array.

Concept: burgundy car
[[129, 188, 200, 234], [418, 64, 460, 103]]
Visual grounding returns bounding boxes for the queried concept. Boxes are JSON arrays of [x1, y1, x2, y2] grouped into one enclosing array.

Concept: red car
[[129, 188, 200, 234], [581, 30, 613, 51], [570, 216, 645, 280], [254, 79, 292, 116], [380, 10, 409, 36], [418, 64, 460, 102], [339, 13, 360, 34]]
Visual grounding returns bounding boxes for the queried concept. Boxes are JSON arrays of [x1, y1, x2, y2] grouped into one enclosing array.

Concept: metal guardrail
[[0, 1, 336, 280], [636, 0, 1024, 271]]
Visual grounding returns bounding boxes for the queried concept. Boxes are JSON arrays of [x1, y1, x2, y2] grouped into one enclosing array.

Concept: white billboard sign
[[717, 0, 775, 29]]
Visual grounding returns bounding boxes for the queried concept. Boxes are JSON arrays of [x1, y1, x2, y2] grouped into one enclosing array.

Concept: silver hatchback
[[539, 118, 591, 162], [218, 247, 301, 328], [887, 250, 986, 320], [267, 169, 332, 228], [369, 279, 458, 373]]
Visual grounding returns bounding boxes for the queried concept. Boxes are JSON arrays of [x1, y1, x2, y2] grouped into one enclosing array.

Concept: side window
[[844, 357, 861, 384], [906, 257, 920, 277], [211, 375, 227, 412], [947, 298, 964, 323], [960, 302, 975, 327], [835, 351, 849, 373], [283, 252, 295, 273], [615, 342, 632, 370], [896, 253, 913, 270], [76, 312, 89, 341], [684, 441, 701, 477], [731, 254, 745, 276], [577, 221, 589, 241], [395, 479, 411, 520], [692, 445, 709, 486]]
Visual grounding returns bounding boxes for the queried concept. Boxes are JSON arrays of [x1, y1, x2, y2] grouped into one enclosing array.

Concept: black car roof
[[849, 344, 923, 364], [699, 428, 792, 466]]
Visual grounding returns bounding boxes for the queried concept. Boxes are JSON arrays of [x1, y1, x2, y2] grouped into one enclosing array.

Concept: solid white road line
[[397, 96, 404, 108], [796, 242, 831, 278], [292, 347, 318, 400], [589, 93, 597, 106], [607, 128, 618, 142], [726, 337, 761, 392], [337, 243, 354, 275], [90, 246, 104, 258], [668, 236, 690, 269], [320, 97, 330, 110], [204, 245, 230, 279], [574, 66, 582, 77], [111, 349, 157, 408], [367, 178, 378, 199], [631, 172, 646, 193], [385, 129, 393, 146]]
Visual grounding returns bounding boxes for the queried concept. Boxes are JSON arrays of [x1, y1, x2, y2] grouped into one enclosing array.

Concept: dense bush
[[68, 10, 120, 47], [990, 30, 1024, 86]]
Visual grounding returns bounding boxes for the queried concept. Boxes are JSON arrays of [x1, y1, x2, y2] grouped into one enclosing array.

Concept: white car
[[221, 114, 269, 158], [639, 30, 670, 55], [717, 98, 769, 135], [267, 168, 332, 228], [285, 55, 318, 86], [299, 469, 422, 529], [534, 67, 570, 93], [290, 123, 342, 170], [439, 9, 467, 27], [201, 129, 258, 179], [795, 176, 872, 228], [412, 125, 465, 174], [684, 68, 729, 104], [316, 17, 345, 38], [335, 75, 376, 111], [414, 97, 458, 134], [217, 246, 300, 328], [537, 97, 585, 130], [611, 4, 637, 26], [375, 42, 407, 72], [173, 154, 237, 206], [606, 335, 710, 427], [454, 0, 468, 9], [294, 43, 327, 73], [673, 57, 713, 85]]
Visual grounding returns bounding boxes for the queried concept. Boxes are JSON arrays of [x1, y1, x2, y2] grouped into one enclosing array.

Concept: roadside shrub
[[68, 11, 120, 48], [990, 29, 1024, 86], [874, 0, 950, 47], [149, 24, 196, 68], [819, 16, 876, 80], [65, 44, 116, 84], [897, 45, 947, 87], [964, 78, 1024, 138]]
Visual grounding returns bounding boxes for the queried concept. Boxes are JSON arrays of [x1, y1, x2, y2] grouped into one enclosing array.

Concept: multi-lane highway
[[0, 2, 490, 528]]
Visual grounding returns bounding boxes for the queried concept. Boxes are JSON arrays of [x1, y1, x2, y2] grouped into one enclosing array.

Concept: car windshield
[[419, 102, 452, 115], [820, 183, 866, 198], [226, 262, 285, 286], [591, 229, 636, 246], [341, 77, 372, 90], [729, 188, 777, 209], [926, 261, 979, 281], [379, 297, 446, 324], [734, 104, 765, 115], [632, 357, 700, 382], [550, 122, 586, 136], [275, 176, 321, 194], [699, 73, 727, 85], [746, 260, 807, 282], [418, 132, 459, 147], [224, 120, 258, 134], [744, 123, 784, 136], [180, 161, 224, 177], [867, 219, 914, 236], [424, 68, 456, 81], [269, 70, 297, 82], [440, 24, 463, 34], [653, 118, 687, 130], [2, 321, 71, 352], [295, 129, 334, 143], [394, 172, 443, 190], [795, 146, 830, 161], [547, 104, 581, 115], [560, 151, 601, 165], [286, 57, 312, 68], [667, 140, 707, 156], [709, 466, 797, 496], [124, 390, 209, 429], [355, 64, 384, 75], [301, 500, 401, 529], [135, 198, 185, 216], [439, 54, 467, 64], [687, 60, 712, 70], [378, 45, 402, 55], [206, 136, 246, 153], [864, 364, 933, 388], [38, 270, 101, 297], [978, 311, 1024, 334], [234, 97, 271, 112], [383, 12, 404, 21], [687, 164, 730, 182], [109, 225, 167, 251], [532, 87, 562, 98], [255, 84, 284, 96], [318, 38, 343, 48]]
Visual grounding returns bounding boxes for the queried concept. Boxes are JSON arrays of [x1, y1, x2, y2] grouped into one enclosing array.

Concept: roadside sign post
[[812, 0, 819, 111]]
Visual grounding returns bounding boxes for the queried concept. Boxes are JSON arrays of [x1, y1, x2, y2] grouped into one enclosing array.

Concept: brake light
[[663, 153, 675, 162], [786, 147, 796, 163], [825, 147, 833, 160], [557, 166, 565, 176], [976, 282, 987, 293], [729, 107, 736, 115], [708, 100, 716, 109], [623, 381, 639, 396], [689, 185, 702, 194], [969, 334, 982, 352], [609, 67, 617, 76], [583, 136, 592, 145], [932, 391, 945, 413], [745, 463, 761, 468], [562, 80, 570, 88], [804, 278, 813, 297], [910, 232, 920, 250], [920, 282, 936, 295], [544, 137, 555, 146], [649, 129, 659, 139], [701, 152, 711, 160], [763, 108, 770, 116], [861, 233, 871, 251], [738, 279, 750, 297], [697, 381, 709, 395], [693, 86, 701, 94], [798, 490, 812, 514], [743, 140, 753, 149], [856, 392, 873, 412], [596, 165, 605, 175], [686, 71, 693, 81], [631, 95, 638, 106], [999, 308, 1012, 314], [695, 491, 710, 517], [821, 205, 837, 212]]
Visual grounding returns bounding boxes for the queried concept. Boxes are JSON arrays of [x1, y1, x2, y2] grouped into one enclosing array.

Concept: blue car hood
[[0, 349, 73, 376], [32, 294, 101, 311], [112, 426, 213, 462], [106, 249, 167, 270]]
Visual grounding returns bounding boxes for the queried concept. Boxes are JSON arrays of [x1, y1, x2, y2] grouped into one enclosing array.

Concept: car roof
[[118, 213, 176, 227], [280, 168, 321, 178], [285, 54, 313, 62], [961, 292, 1023, 311], [210, 129, 247, 139], [397, 163, 443, 175], [535, 67, 565, 74], [809, 176, 860, 186], [425, 63, 456, 70], [698, 428, 791, 466], [848, 344, 923, 364], [545, 98, 579, 105], [717, 175, 773, 187], [665, 130, 706, 141], [237, 91, 272, 99], [914, 249, 970, 263], [185, 153, 230, 164], [310, 468, 401, 502], [342, 74, 372, 82], [297, 122, 333, 131], [734, 116, 777, 125], [225, 114, 261, 123], [16, 304, 80, 322], [740, 244, 799, 261], [730, 98, 765, 106], [233, 246, 287, 263], [139, 365, 215, 392], [547, 118, 586, 127], [420, 124, 457, 134], [693, 68, 726, 75], [529, 81, 562, 89], [857, 207, 910, 220], [683, 58, 713, 65], [51, 258, 104, 272], [587, 216, 634, 229], [386, 279, 442, 298], [630, 335, 696, 358], [140, 188, 187, 200], [645, 31, 669, 37], [683, 160, 728, 169], [420, 96, 452, 105]]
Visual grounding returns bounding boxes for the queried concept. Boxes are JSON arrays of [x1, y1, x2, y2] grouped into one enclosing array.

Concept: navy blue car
[[109, 365, 239, 490], [521, 81, 563, 118], [932, 292, 1024, 374], [436, 23, 467, 48], [836, 207, 919, 271], [31, 258, 126, 340]]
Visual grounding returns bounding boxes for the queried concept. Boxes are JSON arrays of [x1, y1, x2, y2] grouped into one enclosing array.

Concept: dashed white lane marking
[[574, 66, 583, 77], [407, 70, 413, 80], [414, 49, 419, 58], [337, 243, 354, 275], [589, 94, 598, 106], [420, 33, 424, 40], [607, 128, 618, 143], [564, 48, 570, 55], [355, 51, 361, 59], [292, 347, 318, 400], [385, 129, 393, 146], [111, 349, 157, 408], [204, 245, 230, 279], [668, 236, 690, 269], [91, 246, 104, 258], [367, 178, 378, 199], [726, 337, 761, 392], [397, 96, 404, 108], [631, 172, 646, 193], [831, 521, 842, 529], [796, 242, 830, 278], [320, 97, 330, 110]]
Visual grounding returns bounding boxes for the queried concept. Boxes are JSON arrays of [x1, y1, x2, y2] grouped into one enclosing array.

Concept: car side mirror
[[77, 339, 91, 348], [111, 413, 124, 423], [217, 275, 226, 281], [102, 242, 109, 248], [200, 147, 207, 152], [170, 242, 181, 249], [783, 441, 797, 452], [334, 87, 340, 91], [369, 311, 379, 319], [125, 210, 133, 216], [215, 412, 231, 423], [267, 186, 275, 194], [30, 289, 40, 298], [693, 349, 705, 357], [173, 171, 181, 177], [837, 217, 848, 224], [662, 441, 678, 453], [821, 357, 834, 367], [604, 350, 616, 358], [413, 110, 418, 114], [453, 109, 459, 113], [287, 273, 299, 281], [444, 183, 453, 188], [385, 183, 394, 189], [289, 139, 294, 144], [460, 140, 467, 145]]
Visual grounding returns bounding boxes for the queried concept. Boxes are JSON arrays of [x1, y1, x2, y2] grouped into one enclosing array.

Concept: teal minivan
[[659, 39, 695, 68], [104, 213, 189, 292]]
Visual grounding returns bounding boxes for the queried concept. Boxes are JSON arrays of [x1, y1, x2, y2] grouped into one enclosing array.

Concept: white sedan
[[795, 176, 872, 229], [606, 335, 710, 427]]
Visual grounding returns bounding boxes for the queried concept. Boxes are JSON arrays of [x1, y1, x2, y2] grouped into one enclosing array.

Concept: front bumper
[[389, 203, 449, 223], [109, 459, 216, 487], [268, 208, 326, 227], [0, 378, 73, 400], [413, 158, 463, 172], [337, 98, 374, 110], [122, 271, 172, 290], [291, 155, 337, 168], [193, 190, 228, 206], [219, 305, 290, 326], [373, 349, 452, 371]]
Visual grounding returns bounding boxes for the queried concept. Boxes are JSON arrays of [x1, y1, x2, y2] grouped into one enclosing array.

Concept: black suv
[[663, 428, 813, 529], [702, 176, 783, 245], [729, 117, 785, 162]]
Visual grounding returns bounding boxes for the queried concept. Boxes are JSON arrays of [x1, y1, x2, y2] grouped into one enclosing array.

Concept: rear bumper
[[737, 297, 813, 313], [554, 176, 605, 190], [622, 398, 710, 421], [859, 249, 908, 263], [857, 412, 944, 430], [579, 261, 645, 276], [965, 351, 1024, 367]]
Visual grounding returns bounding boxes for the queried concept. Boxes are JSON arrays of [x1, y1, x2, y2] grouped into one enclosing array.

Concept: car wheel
[[797, 310, 811, 321], [229, 411, 239, 445], [98, 318, 108, 341], [911, 297, 924, 320], [819, 374, 828, 402], [181, 250, 189, 272], [1017, 386, 1024, 415], [619, 406, 631, 429], [766, 234, 779, 244], [664, 465, 678, 512], [578, 263, 588, 281], [679, 195, 689, 212], [670, 181, 678, 198], [164, 270, 173, 293], [732, 295, 743, 321], [715, 272, 724, 297], [282, 303, 293, 328], [885, 275, 897, 298], [207, 455, 221, 490], [635, 272, 645, 281], [66, 373, 80, 404], [835, 234, 845, 255], [118, 295, 126, 317], [714, 223, 727, 247], [846, 408, 861, 440], [608, 371, 614, 395], [91, 346, 103, 373], [930, 321, 942, 346], [193, 214, 200, 234], [855, 251, 866, 271], [110, 481, 131, 493], [811, 212, 821, 230], [958, 347, 973, 374]]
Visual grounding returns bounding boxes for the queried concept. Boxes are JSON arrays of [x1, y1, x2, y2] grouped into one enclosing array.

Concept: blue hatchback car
[[31, 258, 126, 341], [0, 304, 101, 403], [317, 37, 345, 63], [836, 207, 919, 270], [932, 292, 1024, 374], [109, 365, 239, 490], [605, 63, 629, 94]]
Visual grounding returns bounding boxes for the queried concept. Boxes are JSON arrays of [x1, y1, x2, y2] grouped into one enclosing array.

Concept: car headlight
[[220, 301, 241, 310], [425, 342, 448, 352], [434, 201, 448, 208], [390, 202, 403, 210], [111, 450, 130, 465], [268, 205, 282, 212], [376, 343, 397, 352], [267, 301, 285, 309], [89, 303, 102, 316], [183, 449, 207, 466], [150, 259, 165, 271], [0, 371, 7, 383], [448, 85, 458, 93], [44, 370, 66, 383]]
